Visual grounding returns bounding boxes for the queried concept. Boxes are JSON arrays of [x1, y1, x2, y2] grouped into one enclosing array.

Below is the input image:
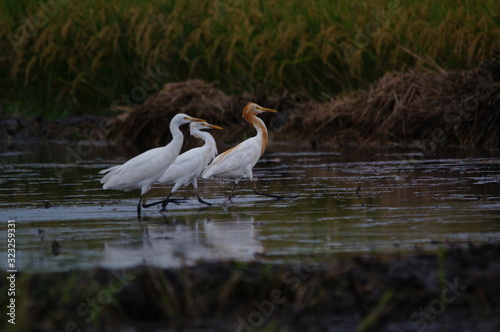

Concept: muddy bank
[[1, 242, 500, 331], [2, 51, 499, 150], [0, 115, 107, 144]]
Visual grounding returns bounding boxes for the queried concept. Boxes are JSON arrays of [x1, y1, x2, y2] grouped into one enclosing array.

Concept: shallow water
[[1, 142, 500, 271]]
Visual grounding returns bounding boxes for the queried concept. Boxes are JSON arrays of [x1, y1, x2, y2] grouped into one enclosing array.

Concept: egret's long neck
[[166, 120, 185, 155], [195, 130, 217, 154], [244, 113, 268, 155]]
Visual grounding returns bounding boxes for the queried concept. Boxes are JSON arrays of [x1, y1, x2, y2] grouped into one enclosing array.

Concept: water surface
[[1, 142, 499, 271]]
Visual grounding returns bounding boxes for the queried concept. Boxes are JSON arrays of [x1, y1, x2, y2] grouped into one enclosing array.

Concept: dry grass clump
[[108, 52, 500, 149], [287, 50, 500, 147], [108, 80, 243, 150]]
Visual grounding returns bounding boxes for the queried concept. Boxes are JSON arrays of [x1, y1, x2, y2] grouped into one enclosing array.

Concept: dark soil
[[2, 242, 500, 331], [0, 115, 107, 143]]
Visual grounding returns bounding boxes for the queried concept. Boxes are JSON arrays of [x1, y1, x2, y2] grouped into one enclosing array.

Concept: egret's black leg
[[137, 196, 144, 220], [159, 198, 185, 209], [227, 182, 238, 201], [197, 196, 212, 205], [193, 187, 212, 206], [160, 193, 175, 210], [142, 199, 165, 208], [196, 194, 212, 206], [142, 193, 185, 209], [252, 181, 283, 199], [153, 198, 185, 210]]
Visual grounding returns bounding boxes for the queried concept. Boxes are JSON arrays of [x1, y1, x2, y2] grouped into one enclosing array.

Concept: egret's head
[[174, 113, 206, 125], [190, 121, 222, 139], [183, 115, 206, 123], [189, 121, 223, 133], [242, 102, 277, 117]]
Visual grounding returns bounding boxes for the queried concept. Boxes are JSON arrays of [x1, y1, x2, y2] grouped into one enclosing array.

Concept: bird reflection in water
[[101, 214, 264, 269]]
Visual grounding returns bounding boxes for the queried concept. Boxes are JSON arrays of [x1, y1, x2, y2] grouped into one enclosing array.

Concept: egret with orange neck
[[202, 102, 282, 200]]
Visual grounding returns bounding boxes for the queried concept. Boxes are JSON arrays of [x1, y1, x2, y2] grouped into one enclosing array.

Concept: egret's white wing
[[157, 147, 203, 185], [202, 137, 260, 179], [100, 147, 177, 192], [99, 165, 119, 175]]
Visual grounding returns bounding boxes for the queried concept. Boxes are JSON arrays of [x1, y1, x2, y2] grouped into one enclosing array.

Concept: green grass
[[1, 0, 499, 117]]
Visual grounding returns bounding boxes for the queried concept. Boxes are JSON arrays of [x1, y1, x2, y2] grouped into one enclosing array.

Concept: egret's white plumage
[[99, 113, 205, 218], [202, 102, 281, 200], [149, 121, 222, 208]]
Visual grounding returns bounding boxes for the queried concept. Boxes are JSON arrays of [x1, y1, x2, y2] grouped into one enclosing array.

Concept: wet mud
[[1, 242, 500, 331]]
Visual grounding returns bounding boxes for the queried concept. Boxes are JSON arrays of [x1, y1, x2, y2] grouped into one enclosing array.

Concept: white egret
[[144, 121, 223, 209], [99, 113, 205, 219], [201, 102, 282, 200]]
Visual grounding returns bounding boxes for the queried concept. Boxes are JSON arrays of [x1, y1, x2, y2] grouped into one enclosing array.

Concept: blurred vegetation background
[[1, 0, 499, 117]]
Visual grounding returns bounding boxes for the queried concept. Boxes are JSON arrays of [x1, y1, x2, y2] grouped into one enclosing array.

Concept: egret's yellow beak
[[257, 106, 277, 113], [202, 122, 223, 130], [184, 116, 206, 122]]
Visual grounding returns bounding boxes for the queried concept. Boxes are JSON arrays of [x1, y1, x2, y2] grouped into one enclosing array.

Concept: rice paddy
[[2, 0, 499, 117], [2, 2, 500, 330]]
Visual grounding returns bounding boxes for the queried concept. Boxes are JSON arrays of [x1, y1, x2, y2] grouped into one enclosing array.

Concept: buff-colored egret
[[99, 113, 205, 219], [202, 102, 282, 200], [143, 121, 223, 209]]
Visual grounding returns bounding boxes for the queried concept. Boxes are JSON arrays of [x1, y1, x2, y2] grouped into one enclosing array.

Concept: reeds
[[1, 0, 499, 116]]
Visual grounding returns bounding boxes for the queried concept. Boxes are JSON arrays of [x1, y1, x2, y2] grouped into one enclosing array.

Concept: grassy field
[[1, 0, 499, 117]]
